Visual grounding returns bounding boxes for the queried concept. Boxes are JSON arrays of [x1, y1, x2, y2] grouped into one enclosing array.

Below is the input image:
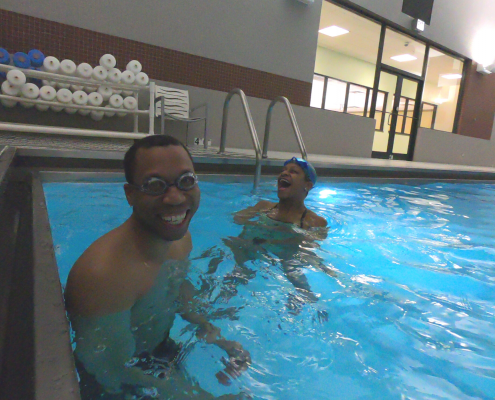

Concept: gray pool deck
[[2, 130, 495, 179]]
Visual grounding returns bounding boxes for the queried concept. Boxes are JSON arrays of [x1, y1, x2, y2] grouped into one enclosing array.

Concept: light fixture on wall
[[476, 63, 492, 75], [441, 74, 462, 80], [391, 54, 417, 62], [319, 26, 349, 37]]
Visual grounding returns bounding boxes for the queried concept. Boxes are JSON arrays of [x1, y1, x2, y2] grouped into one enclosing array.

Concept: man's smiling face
[[125, 145, 200, 241]]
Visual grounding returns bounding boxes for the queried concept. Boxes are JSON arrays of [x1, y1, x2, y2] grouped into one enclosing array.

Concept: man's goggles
[[132, 172, 198, 195]]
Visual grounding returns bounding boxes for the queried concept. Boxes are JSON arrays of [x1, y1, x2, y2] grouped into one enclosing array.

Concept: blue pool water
[[44, 178, 495, 400]]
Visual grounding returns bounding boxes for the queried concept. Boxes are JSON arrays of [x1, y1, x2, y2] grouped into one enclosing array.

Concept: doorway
[[371, 69, 422, 160]]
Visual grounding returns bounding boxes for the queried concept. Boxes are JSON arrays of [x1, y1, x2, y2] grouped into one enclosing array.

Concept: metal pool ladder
[[262, 96, 307, 161], [218, 88, 262, 191]]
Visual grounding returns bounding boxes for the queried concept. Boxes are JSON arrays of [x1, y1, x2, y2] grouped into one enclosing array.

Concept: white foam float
[[88, 92, 103, 107], [84, 86, 97, 93], [56, 88, 73, 104], [71, 85, 84, 91], [116, 106, 126, 117], [64, 106, 78, 114], [135, 72, 149, 86], [109, 94, 124, 108], [123, 96, 137, 110], [78, 109, 91, 116], [72, 90, 88, 105], [1, 81, 21, 96], [60, 59, 77, 75], [99, 54, 116, 70], [126, 60, 142, 75], [90, 110, 105, 121], [1, 98, 17, 108], [7, 70, 26, 86], [121, 70, 135, 85], [40, 86, 57, 101], [38, 86, 56, 111], [107, 68, 122, 83], [97, 85, 113, 101], [76, 63, 93, 79], [104, 104, 116, 117], [92, 66, 108, 81], [43, 56, 60, 73]]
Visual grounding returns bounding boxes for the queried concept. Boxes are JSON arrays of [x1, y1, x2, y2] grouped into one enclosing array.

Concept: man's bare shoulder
[[65, 227, 142, 317]]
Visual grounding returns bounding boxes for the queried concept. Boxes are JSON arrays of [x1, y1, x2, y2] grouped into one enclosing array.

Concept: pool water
[[44, 178, 495, 400]]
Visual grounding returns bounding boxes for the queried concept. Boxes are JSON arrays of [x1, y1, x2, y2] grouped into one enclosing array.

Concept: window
[[420, 102, 437, 129], [423, 48, 463, 133], [311, 74, 388, 131]]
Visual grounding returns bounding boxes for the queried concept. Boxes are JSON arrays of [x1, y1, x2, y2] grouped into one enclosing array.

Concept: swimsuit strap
[[300, 208, 308, 228], [271, 203, 307, 228]]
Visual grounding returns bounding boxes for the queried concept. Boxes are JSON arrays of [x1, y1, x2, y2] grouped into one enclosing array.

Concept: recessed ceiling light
[[441, 74, 463, 79], [391, 54, 417, 62], [319, 26, 349, 37]]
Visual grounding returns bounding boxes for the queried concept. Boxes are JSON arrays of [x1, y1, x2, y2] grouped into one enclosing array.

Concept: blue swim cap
[[284, 157, 317, 185]]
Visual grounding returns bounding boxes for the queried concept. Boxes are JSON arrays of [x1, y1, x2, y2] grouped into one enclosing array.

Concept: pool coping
[[0, 146, 80, 400], [14, 147, 495, 180]]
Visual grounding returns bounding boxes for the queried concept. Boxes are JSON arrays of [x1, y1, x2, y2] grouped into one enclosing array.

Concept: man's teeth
[[161, 212, 186, 225]]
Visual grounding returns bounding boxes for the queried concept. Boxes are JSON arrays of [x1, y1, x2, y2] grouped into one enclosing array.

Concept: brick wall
[[0, 8, 312, 106]]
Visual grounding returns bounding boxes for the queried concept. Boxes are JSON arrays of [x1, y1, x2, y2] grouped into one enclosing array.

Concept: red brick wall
[[0, 8, 312, 106], [457, 61, 495, 140]]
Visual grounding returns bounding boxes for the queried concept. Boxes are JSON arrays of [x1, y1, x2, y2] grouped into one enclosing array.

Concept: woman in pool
[[221, 157, 331, 315], [233, 157, 327, 229]]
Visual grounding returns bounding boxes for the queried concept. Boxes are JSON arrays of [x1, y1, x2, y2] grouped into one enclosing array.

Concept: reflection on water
[[44, 180, 495, 400]]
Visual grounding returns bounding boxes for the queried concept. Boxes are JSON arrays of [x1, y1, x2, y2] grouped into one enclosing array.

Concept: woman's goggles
[[132, 172, 198, 195]]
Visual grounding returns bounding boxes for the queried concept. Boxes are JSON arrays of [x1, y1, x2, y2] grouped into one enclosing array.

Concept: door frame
[[371, 67, 424, 160], [369, 25, 429, 161]]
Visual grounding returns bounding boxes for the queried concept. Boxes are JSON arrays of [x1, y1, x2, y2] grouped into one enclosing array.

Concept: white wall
[[315, 46, 375, 87], [414, 116, 495, 167], [0, 0, 323, 83]]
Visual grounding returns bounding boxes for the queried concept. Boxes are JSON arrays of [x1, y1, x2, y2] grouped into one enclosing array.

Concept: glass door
[[371, 70, 420, 160]]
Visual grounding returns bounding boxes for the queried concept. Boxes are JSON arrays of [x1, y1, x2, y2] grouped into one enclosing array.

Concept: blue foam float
[[28, 49, 45, 67], [13, 52, 31, 68], [0, 48, 10, 65]]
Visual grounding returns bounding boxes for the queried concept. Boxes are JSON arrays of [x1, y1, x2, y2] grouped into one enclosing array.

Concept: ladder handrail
[[262, 96, 308, 160], [218, 88, 262, 191]]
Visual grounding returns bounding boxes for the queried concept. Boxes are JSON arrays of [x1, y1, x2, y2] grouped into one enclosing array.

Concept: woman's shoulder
[[306, 210, 327, 228], [254, 200, 277, 211]]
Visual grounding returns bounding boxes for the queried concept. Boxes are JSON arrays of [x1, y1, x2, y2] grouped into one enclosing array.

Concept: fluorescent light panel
[[391, 54, 417, 62], [441, 74, 462, 79], [319, 26, 349, 37]]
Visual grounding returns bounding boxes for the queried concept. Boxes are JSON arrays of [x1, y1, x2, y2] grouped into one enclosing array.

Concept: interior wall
[[0, 79, 375, 158], [414, 120, 495, 168], [0, 0, 323, 83], [315, 46, 375, 87]]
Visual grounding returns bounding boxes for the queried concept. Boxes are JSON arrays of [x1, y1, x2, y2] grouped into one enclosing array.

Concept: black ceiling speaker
[[402, 0, 434, 25]]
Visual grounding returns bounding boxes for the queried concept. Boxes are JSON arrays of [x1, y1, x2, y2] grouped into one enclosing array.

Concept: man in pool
[[223, 158, 331, 314], [65, 135, 250, 399]]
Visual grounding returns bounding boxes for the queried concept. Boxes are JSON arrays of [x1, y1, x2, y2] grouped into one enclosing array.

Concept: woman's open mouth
[[278, 178, 291, 190]]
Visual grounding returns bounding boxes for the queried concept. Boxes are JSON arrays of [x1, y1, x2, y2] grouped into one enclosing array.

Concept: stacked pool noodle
[[1, 51, 149, 120]]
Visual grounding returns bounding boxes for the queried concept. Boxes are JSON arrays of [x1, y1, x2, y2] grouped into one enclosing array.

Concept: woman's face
[[277, 162, 312, 200]]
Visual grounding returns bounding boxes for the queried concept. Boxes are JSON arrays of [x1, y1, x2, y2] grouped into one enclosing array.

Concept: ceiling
[[317, 2, 463, 86]]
